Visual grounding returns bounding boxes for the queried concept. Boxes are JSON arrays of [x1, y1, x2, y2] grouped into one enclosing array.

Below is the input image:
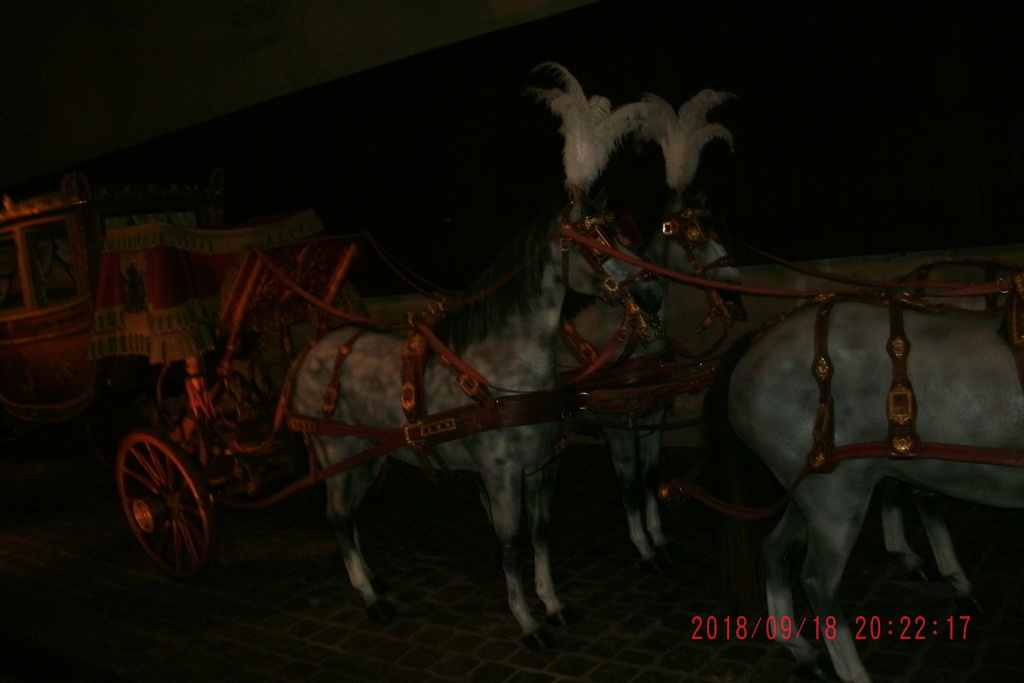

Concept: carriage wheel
[[116, 428, 216, 580]]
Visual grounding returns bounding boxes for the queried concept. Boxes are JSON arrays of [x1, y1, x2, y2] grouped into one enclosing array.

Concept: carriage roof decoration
[[528, 62, 650, 205], [637, 89, 735, 198]]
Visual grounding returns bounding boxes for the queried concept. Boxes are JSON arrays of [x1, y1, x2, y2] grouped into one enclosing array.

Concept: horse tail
[[703, 331, 779, 614]]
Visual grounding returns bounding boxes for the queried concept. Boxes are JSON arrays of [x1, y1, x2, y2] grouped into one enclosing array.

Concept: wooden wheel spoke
[[172, 517, 203, 569], [121, 460, 162, 494], [132, 445, 166, 486], [116, 429, 215, 580]]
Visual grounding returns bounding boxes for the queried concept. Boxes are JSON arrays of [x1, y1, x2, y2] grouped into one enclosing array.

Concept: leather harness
[[558, 199, 735, 426], [660, 277, 1024, 516], [283, 204, 656, 480]]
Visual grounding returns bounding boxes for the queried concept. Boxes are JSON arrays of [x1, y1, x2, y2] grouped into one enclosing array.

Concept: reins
[[570, 230, 1020, 300]]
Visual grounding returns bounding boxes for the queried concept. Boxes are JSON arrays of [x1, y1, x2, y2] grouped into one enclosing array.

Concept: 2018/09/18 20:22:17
[[854, 615, 971, 640]]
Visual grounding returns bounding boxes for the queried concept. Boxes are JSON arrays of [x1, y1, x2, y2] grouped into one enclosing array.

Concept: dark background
[[5, 1, 1022, 294]]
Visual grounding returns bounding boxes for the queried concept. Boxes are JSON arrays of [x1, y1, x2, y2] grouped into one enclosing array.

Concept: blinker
[[663, 207, 716, 251], [564, 209, 645, 272]]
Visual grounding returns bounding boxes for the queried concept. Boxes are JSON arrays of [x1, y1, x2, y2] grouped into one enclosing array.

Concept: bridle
[[558, 200, 661, 347], [658, 196, 744, 357]]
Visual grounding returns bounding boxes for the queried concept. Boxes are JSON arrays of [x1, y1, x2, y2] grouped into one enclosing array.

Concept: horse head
[[529, 63, 664, 340], [557, 193, 663, 344], [660, 192, 746, 322], [636, 88, 744, 323]]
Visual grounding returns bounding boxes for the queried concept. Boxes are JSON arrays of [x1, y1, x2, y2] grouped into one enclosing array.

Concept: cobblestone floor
[[1, 431, 1022, 682]]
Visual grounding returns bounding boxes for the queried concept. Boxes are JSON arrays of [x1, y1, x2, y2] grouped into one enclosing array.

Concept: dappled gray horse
[[561, 194, 742, 571], [289, 62, 665, 650], [289, 201, 662, 649], [560, 88, 741, 570], [709, 291, 1024, 682]]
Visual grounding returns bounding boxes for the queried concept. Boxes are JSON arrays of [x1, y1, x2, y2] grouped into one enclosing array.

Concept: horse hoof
[[547, 606, 580, 627], [639, 554, 670, 575], [794, 655, 840, 682], [956, 592, 985, 616], [907, 565, 940, 582], [521, 627, 558, 651], [365, 599, 397, 624]]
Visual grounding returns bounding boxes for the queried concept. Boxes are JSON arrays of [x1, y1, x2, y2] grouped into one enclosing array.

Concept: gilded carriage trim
[[99, 210, 324, 255]]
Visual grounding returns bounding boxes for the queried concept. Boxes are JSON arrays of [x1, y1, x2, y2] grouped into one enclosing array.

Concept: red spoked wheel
[[116, 428, 216, 580]]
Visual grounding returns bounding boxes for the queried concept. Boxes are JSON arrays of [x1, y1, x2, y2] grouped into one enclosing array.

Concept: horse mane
[[434, 212, 560, 353]]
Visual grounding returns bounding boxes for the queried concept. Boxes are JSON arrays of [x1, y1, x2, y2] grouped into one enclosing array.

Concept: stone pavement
[[1, 431, 1022, 683]]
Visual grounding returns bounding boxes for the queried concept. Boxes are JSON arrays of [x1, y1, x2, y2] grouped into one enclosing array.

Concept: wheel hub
[[131, 497, 166, 534]]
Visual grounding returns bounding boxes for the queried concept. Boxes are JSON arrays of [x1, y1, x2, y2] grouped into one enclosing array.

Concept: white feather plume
[[638, 89, 735, 195], [529, 62, 648, 196]]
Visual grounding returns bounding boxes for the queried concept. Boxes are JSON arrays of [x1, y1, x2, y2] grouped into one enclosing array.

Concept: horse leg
[[763, 504, 824, 673], [910, 487, 982, 613], [478, 461, 550, 649], [800, 500, 873, 683], [605, 426, 660, 569], [638, 407, 670, 560], [314, 437, 395, 622], [879, 479, 935, 581], [523, 457, 578, 628]]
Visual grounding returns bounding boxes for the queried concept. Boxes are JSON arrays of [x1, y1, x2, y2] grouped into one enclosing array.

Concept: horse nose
[[719, 289, 746, 321]]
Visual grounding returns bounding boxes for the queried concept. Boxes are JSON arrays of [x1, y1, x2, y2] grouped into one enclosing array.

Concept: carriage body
[[104, 210, 366, 580], [0, 172, 226, 426], [0, 182, 97, 422]]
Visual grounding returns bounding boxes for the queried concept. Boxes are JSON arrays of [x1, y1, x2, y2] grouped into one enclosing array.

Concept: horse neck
[[456, 250, 567, 392]]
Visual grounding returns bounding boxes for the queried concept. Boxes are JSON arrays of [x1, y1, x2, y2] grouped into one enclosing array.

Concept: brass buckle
[[887, 383, 914, 425], [458, 373, 480, 397], [288, 416, 317, 433], [405, 417, 458, 444], [400, 381, 416, 412], [321, 386, 339, 417]]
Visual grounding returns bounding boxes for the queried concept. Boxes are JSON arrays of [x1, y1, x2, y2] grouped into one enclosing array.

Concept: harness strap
[[660, 466, 811, 519], [576, 361, 717, 416], [287, 389, 581, 481], [1006, 273, 1024, 395], [559, 316, 645, 367], [400, 327, 454, 480], [662, 289, 1024, 519], [322, 330, 363, 418], [413, 323, 499, 404], [885, 297, 921, 457], [560, 318, 601, 366], [807, 296, 837, 472]]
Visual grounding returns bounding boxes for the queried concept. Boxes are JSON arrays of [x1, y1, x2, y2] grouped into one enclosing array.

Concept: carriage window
[[26, 221, 78, 305], [0, 235, 25, 310]]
